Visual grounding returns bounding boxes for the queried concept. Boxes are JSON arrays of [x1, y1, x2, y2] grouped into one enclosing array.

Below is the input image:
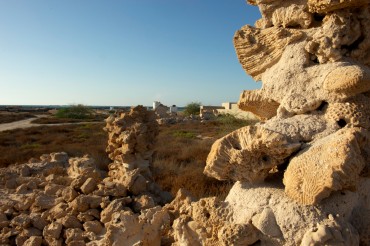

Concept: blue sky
[[0, 1, 261, 106]]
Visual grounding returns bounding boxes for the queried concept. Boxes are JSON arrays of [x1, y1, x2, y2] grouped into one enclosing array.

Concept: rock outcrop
[[201, 0, 370, 245]]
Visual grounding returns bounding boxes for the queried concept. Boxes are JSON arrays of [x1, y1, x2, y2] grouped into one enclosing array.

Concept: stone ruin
[[0, 106, 172, 245], [1, 1, 370, 245], [202, 0, 370, 245]]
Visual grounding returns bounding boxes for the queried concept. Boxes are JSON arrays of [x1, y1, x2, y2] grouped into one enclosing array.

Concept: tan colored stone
[[43, 221, 62, 239], [10, 213, 31, 229], [104, 207, 170, 246], [323, 64, 370, 97], [238, 89, 279, 121], [58, 215, 82, 229], [33, 194, 57, 210], [70, 195, 102, 212], [308, 0, 370, 13], [234, 25, 303, 81], [205, 125, 301, 182], [64, 228, 84, 244], [80, 178, 98, 194], [100, 197, 132, 223], [30, 213, 48, 231], [284, 127, 368, 205], [23, 236, 43, 246], [83, 221, 103, 234], [62, 187, 78, 202]]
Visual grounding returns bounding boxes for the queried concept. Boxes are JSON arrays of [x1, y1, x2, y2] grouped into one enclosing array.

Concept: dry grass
[[31, 115, 107, 124], [0, 114, 256, 199], [0, 112, 36, 124], [0, 123, 109, 169], [152, 118, 255, 199]]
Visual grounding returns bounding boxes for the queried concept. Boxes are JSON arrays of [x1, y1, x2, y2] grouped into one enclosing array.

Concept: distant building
[[153, 101, 161, 110], [200, 102, 258, 120], [170, 105, 178, 114]]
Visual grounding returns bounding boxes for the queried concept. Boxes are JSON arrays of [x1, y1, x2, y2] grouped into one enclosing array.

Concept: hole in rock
[[205, 212, 210, 219], [251, 240, 261, 246], [337, 119, 347, 128], [262, 155, 269, 162], [316, 101, 328, 111], [313, 13, 325, 22], [341, 35, 365, 52], [311, 55, 319, 64], [232, 144, 242, 150]]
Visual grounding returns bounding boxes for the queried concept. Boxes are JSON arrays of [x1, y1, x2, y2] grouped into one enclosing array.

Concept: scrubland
[[0, 113, 256, 199], [0, 112, 36, 124]]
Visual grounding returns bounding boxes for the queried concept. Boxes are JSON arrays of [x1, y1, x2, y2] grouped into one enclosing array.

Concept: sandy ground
[[0, 116, 100, 132]]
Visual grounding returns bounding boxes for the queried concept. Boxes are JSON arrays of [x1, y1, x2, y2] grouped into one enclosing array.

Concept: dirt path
[[0, 116, 101, 132]]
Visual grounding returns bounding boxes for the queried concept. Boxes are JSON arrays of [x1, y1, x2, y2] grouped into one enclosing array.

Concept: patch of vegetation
[[55, 104, 95, 119], [183, 102, 201, 116], [0, 123, 109, 169], [20, 143, 41, 150], [0, 112, 35, 124], [216, 113, 258, 133], [172, 130, 197, 139]]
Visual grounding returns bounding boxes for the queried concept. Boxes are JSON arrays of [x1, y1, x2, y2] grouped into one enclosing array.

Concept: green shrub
[[183, 102, 201, 116], [216, 114, 257, 133], [56, 104, 94, 119], [172, 130, 197, 139]]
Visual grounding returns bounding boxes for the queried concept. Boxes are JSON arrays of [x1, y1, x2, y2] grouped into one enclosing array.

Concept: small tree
[[56, 104, 94, 119], [184, 102, 201, 116]]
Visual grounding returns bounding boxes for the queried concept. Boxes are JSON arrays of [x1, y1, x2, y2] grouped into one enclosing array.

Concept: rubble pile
[[0, 152, 171, 246], [0, 107, 172, 245]]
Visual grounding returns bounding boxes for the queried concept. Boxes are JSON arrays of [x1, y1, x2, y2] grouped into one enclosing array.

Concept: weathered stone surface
[[83, 221, 103, 235], [308, 0, 370, 13], [225, 180, 366, 245], [205, 125, 300, 182], [238, 90, 280, 121], [103, 207, 170, 246], [234, 25, 303, 81], [80, 177, 98, 194], [284, 127, 368, 205], [43, 221, 62, 239], [23, 236, 43, 246]]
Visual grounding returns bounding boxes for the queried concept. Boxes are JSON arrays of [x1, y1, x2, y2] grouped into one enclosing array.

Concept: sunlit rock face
[[202, 0, 370, 245]]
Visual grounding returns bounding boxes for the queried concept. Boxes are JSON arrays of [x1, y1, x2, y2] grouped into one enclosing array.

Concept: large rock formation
[[202, 0, 370, 245]]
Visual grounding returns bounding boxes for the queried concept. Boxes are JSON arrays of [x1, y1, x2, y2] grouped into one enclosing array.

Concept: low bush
[[55, 104, 94, 119], [183, 102, 201, 116]]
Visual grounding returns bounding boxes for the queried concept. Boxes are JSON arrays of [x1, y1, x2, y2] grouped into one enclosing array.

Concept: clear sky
[[0, 1, 261, 107]]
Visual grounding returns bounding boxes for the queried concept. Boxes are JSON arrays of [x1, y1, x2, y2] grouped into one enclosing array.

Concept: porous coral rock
[[101, 207, 170, 246], [225, 180, 368, 245], [238, 90, 280, 120], [205, 125, 301, 182], [233, 25, 303, 81], [323, 64, 370, 97], [284, 127, 368, 205], [166, 189, 258, 246], [307, 0, 370, 13], [202, 0, 370, 244], [248, 0, 313, 29]]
